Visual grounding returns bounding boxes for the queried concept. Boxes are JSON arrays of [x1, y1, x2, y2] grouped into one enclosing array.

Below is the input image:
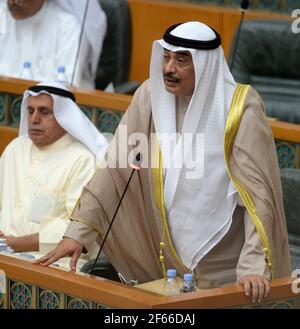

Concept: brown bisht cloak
[[65, 81, 291, 288]]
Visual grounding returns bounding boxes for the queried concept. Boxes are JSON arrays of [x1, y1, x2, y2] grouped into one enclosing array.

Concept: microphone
[[71, 0, 90, 86], [240, 0, 250, 11], [230, 0, 251, 71], [89, 153, 142, 275]]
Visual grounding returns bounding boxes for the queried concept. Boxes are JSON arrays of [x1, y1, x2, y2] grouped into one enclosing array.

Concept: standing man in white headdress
[[0, 0, 106, 89], [0, 82, 108, 262], [36, 22, 291, 303]]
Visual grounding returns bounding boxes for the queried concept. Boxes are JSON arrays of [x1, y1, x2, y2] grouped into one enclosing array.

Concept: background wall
[[128, 0, 290, 82], [165, 0, 300, 13]]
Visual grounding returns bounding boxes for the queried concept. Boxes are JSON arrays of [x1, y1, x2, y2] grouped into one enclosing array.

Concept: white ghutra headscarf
[[19, 81, 108, 162], [150, 22, 238, 270]]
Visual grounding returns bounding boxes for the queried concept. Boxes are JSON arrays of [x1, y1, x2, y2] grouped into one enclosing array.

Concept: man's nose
[[164, 59, 177, 73], [30, 111, 41, 124]]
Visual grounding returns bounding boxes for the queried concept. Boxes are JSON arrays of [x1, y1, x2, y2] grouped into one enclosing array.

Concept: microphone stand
[[89, 153, 142, 275], [71, 0, 90, 86], [230, 0, 250, 72]]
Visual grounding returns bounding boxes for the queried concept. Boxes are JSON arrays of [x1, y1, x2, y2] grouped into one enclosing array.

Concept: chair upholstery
[[229, 20, 300, 123], [96, 0, 139, 94], [281, 168, 300, 270]]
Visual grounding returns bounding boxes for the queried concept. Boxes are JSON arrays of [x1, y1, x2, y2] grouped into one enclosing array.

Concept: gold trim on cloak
[[152, 138, 189, 277], [69, 197, 105, 239], [224, 84, 274, 279], [152, 84, 274, 279]]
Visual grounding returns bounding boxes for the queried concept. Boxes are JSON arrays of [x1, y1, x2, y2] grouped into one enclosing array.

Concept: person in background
[[0, 0, 106, 89], [0, 81, 108, 267]]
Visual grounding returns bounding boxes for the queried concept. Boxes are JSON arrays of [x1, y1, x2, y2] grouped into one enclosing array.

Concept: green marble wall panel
[[10, 95, 22, 127], [96, 109, 123, 134], [0, 277, 106, 309], [230, 296, 300, 308], [0, 93, 10, 125], [0, 273, 299, 309], [38, 287, 64, 309], [81, 106, 97, 123], [276, 140, 300, 169], [266, 298, 297, 309], [80, 106, 123, 135], [9, 279, 36, 309], [66, 295, 93, 309]]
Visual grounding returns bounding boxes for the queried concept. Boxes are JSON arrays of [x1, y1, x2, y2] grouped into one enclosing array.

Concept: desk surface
[[0, 253, 298, 309]]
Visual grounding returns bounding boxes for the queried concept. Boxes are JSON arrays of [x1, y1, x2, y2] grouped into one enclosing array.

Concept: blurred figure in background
[[0, 82, 108, 268], [0, 0, 106, 89]]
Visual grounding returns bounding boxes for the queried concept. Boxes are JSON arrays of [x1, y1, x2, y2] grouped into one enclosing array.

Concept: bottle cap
[[23, 61, 31, 68], [57, 66, 65, 73], [167, 269, 177, 278], [183, 273, 193, 281]]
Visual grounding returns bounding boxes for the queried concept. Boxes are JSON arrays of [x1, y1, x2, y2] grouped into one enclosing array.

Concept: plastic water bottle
[[20, 61, 33, 80], [55, 65, 69, 87], [181, 273, 197, 293], [163, 269, 181, 296]]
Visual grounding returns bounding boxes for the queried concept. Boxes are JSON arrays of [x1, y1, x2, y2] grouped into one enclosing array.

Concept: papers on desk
[[0, 239, 84, 272], [0, 248, 71, 272], [0, 238, 14, 253]]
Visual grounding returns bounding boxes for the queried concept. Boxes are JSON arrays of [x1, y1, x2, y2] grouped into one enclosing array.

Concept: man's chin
[[9, 9, 25, 20], [164, 85, 179, 95], [31, 141, 47, 148], [29, 135, 46, 147]]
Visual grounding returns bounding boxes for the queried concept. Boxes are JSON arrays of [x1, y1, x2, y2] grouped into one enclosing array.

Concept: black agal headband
[[28, 85, 76, 102], [163, 23, 221, 50]]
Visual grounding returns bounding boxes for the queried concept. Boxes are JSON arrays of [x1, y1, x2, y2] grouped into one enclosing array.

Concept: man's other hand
[[3, 233, 39, 252], [238, 274, 270, 303], [34, 237, 83, 271]]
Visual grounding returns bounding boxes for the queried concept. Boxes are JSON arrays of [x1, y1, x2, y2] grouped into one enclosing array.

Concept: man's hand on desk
[[2, 233, 39, 252], [34, 237, 83, 271], [238, 274, 270, 304]]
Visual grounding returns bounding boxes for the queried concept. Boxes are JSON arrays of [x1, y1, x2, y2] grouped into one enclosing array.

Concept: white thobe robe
[[0, 0, 93, 89], [0, 134, 96, 263]]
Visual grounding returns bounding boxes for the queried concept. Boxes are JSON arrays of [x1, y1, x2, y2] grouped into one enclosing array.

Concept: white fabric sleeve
[[236, 196, 271, 281], [39, 154, 96, 254]]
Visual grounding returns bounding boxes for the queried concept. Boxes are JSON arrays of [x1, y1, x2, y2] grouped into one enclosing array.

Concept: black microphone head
[[135, 153, 142, 165], [240, 0, 250, 10]]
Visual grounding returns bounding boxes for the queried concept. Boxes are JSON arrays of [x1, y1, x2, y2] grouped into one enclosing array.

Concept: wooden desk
[[0, 77, 131, 111], [0, 253, 299, 309]]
